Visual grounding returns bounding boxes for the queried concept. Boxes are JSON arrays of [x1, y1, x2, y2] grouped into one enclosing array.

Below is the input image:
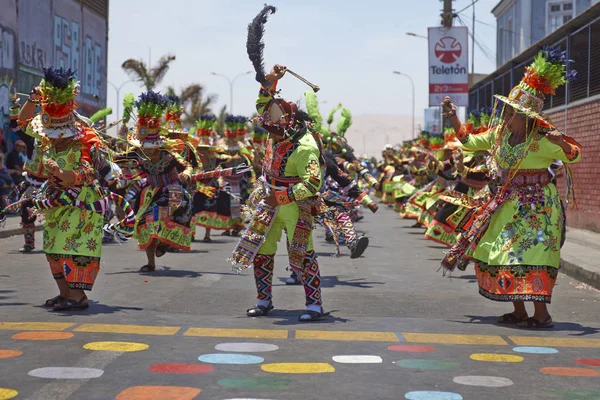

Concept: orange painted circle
[[115, 386, 201, 400], [540, 367, 600, 377], [574, 358, 600, 367], [0, 350, 23, 359], [11, 332, 74, 341]]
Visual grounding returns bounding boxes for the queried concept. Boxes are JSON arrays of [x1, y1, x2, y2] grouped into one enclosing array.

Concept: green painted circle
[[394, 359, 457, 370], [545, 389, 600, 400], [217, 376, 293, 390]]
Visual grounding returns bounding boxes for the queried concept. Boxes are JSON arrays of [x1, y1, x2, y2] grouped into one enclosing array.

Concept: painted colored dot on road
[[405, 391, 463, 400], [0, 350, 22, 359], [215, 342, 279, 352], [0, 388, 18, 400], [115, 386, 201, 400], [574, 358, 600, 367], [453, 376, 514, 387], [545, 389, 600, 400], [388, 345, 435, 353], [149, 363, 214, 374], [83, 341, 149, 352], [394, 359, 456, 370], [11, 331, 74, 341], [540, 367, 600, 377], [469, 353, 524, 363], [261, 363, 335, 374], [218, 377, 293, 390], [332, 355, 383, 364], [28, 367, 104, 379], [512, 346, 558, 354], [199, 353, 264, 364]]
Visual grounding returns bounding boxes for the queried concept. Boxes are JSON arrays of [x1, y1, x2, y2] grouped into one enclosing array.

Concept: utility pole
[[441, 0, 455, 28], [441, 0, 455, 130], [472, 0, 475, 74]]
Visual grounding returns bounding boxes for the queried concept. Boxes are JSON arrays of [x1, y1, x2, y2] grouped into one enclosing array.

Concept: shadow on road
[[269, 309, 350, 326], [49, 301, 144, 316], [320, 276, 384, 289], [6, 250, 45, 255], [105, 267, 202, 278], [0, 290, 29, 306], [453, 315, 600, 336]]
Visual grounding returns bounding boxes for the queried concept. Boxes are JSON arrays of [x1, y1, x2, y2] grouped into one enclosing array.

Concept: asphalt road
[[1, 206, 600, 400]]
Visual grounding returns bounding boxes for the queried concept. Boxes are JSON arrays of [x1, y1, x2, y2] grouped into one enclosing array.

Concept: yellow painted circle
[[83, 341, 149, 352], [0, 388, 18, 400], [470, 353, 524, 363], [261, 363, 335, 374]]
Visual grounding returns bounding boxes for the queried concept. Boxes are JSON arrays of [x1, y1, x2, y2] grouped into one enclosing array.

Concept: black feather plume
[[246, 4, 277, 86]]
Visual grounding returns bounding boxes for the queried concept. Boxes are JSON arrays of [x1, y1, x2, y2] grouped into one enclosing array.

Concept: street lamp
[[210, 71, 252, 114], [406, 32, 428, 40], [393, 71, 416, 140], [107, 79, 135, 125]]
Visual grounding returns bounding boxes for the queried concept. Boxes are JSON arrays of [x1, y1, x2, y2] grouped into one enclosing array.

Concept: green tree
[[121, 54, 176, 91], [166, 84, 218, 127]]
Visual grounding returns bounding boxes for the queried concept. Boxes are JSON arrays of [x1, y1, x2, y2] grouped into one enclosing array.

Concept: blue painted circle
[[512, 346, 559, 354], [405, 391, 463, 400], [198, 353, 264, 364]]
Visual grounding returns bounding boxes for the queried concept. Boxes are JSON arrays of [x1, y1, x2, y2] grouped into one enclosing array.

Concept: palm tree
[[166, 84, 218, 128], [121, 54, 176, 91], [215, 105, 227, 136]]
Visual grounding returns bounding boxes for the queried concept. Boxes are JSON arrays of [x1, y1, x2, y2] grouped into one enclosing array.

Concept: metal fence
[[468, 6, 600, 112]]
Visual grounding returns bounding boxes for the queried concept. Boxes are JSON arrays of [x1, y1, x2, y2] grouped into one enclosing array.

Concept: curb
[[0, 225, 43, 240], [560, 257, 600, 291]]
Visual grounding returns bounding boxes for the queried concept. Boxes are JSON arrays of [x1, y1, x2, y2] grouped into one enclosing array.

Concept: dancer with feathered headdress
[[441, 48, 582, 328]]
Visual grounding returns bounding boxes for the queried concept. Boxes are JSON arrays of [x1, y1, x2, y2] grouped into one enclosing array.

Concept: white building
[[492, 0, 596, 67]]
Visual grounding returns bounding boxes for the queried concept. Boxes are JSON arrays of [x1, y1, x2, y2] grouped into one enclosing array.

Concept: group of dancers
[[0, 5, 583, 326]]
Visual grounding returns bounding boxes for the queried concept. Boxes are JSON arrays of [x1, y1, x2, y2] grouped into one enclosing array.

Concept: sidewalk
[[0, 214, 42, 239], [561, 226, 600, 290]]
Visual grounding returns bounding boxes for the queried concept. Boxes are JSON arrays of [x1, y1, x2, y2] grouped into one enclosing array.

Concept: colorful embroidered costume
[[442, 49, 582, 307], [117, 92, 194, 258], [20, 68, 109, 298]]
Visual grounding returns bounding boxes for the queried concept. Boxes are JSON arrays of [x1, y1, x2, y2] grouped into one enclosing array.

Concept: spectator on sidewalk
[[0, 152, 15, 211], [5, 139, 27, 185]]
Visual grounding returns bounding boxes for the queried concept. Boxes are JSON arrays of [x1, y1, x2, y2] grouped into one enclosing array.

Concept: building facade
[[493, 0, 592, 67], [0, 0, 109, 128]]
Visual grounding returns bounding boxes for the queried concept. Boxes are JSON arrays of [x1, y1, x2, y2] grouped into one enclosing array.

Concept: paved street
[[1, 207, 600, 400]]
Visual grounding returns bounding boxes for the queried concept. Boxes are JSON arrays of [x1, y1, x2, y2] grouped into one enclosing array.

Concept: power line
[[456, 14, 496, 63], [455, 0, 480, 15]]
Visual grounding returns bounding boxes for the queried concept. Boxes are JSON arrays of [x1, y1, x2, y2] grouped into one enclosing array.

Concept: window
[[547, 1, 574, 34]]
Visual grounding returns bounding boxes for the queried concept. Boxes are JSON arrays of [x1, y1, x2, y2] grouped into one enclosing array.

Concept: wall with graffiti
[[0, 0, 108, 131]]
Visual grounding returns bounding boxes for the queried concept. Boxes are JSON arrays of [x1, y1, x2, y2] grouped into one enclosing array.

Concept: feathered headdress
[[327, 103, 342, 130], [164, 95, 185, 133], [304, 90, 329, 137], [122, 93, 135, 125], [135, 91, 168, 147], [336, 108, 352, 138], [28, 67, 83, 139], [194, 114, 217, 146], [494, 47, 576, 126], [40, 67, 79, 107], [89, 108, 113, 124], [247, 5, 277, 86]]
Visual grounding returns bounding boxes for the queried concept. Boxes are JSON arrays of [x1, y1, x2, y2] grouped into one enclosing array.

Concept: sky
[[106, 0, 500, 125]]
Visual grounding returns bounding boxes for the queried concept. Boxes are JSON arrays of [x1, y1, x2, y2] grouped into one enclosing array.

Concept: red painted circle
[[149, 363, 214, 374], [540, 367, 600, 377], [575, 359, 600, 367], [388, 345, 435, 353]]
